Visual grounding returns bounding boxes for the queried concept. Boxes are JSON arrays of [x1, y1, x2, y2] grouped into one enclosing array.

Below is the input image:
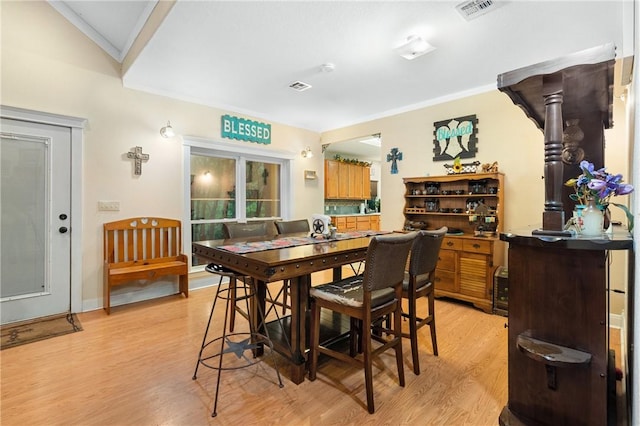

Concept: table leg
[[332, 266, 342, 281], [253, 280, 266, 357], [288, 274, 311, 384]]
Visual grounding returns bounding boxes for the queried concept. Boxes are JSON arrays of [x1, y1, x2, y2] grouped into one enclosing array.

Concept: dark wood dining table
[[192, 232, 382, 384]]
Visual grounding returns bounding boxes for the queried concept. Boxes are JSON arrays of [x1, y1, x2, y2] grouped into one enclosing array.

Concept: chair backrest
[[362, 232, 416, 293], [223, 222, 268, 239], [275, 219, 310, 234], [104, 217, 183, 264], [408, 227, 447, 277]]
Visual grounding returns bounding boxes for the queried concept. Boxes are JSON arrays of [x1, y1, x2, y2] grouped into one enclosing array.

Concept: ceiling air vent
[[455, 0, 504, 21], [289, 81, 312, 92]]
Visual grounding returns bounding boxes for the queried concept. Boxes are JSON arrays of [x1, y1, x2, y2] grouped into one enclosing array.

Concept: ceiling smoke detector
[[456, 0, 504, 21], [289, 81, 312, 92]]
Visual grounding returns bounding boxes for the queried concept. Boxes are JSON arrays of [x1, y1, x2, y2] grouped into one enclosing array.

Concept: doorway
[[0, 108, 84, 324]]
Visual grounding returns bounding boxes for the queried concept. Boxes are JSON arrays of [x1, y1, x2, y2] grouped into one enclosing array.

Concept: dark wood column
[[497, 43, 615, 235], [541, 77, 566, 232]]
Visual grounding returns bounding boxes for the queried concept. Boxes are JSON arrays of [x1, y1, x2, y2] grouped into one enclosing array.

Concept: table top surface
[[192, 232, 394, 281], [500, 227, 633, 251]]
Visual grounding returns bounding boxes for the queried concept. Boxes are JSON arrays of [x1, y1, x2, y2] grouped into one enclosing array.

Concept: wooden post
[[538, 74, 569, 234]]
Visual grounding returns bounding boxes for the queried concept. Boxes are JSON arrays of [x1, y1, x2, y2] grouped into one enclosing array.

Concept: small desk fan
[[311, 214, 331, 237]]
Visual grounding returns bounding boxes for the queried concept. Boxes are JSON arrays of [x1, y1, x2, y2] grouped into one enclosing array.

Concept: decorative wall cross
[[386, 147, 403, 174], [126, 146, 149, 175]]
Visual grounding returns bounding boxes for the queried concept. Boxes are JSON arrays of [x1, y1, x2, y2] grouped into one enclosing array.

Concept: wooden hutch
[[497, 43, 633, 425], [402, 172, 504, 313]]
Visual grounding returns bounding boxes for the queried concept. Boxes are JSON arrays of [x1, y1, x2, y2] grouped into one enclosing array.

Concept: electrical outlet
[[98, 201, 120, 211]]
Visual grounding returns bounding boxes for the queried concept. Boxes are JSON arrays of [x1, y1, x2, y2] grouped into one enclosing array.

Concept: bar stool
[[192, 263, 284, 417]]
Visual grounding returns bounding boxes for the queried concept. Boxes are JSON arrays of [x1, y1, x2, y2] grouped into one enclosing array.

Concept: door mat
[[1, 313, 82, 350]]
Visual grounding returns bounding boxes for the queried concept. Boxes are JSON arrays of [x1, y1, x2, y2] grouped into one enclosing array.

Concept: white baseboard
[[610, 313, 623, 329], [80, 274, 223, 313]]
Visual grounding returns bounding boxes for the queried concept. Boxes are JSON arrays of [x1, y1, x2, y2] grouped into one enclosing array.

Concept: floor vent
[[456, 0, 504, 21], [289, 81, 312, 92]]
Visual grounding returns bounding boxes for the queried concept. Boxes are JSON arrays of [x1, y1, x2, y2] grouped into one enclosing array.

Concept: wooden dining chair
[[221, 222, 269, 331], [308, 232, 416, 414], [273, 219, 311, 315], [401, 227, 447, 375]]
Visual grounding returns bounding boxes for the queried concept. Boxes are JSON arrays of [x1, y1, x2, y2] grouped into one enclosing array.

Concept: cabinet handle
[[446, 241, 454, 247], [473, 243, 480, 249]]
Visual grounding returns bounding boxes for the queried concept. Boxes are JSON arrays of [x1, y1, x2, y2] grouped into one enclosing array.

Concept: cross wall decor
[[126, 146, 149, 175]]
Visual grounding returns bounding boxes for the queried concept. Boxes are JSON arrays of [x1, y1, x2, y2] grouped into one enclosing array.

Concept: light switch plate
[[98, 201, 120, 211]]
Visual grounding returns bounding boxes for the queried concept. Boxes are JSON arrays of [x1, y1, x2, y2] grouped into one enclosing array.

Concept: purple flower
[[579, 160, 594, 174], [568, 160, 634, 207], [616, 183, 634, 196]]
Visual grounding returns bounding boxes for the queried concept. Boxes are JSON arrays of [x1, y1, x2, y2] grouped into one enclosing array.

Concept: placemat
[[217, 230, 391, 254]]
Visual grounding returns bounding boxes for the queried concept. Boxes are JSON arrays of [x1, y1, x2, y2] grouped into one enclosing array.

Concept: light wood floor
[[2, 274, 511, 425]]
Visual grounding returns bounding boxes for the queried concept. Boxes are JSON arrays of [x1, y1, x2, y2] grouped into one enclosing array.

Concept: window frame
[[183, 136, 295, 271]]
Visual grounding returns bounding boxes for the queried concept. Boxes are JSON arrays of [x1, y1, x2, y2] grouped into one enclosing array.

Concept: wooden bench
[[103, 217, 189, 314]]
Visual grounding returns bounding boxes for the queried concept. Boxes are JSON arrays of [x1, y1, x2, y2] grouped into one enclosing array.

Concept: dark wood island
[[497, 44, 634, 425]]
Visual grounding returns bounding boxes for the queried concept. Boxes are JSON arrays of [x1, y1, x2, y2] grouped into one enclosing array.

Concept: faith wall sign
[[433, 114, 478, 161], [221, 114, 271, 144]]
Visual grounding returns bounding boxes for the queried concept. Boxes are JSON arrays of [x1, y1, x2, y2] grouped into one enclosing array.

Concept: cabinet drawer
[[436, 249, 456, 272], [442, 237, 462, 251], [356, 216, 370, 230], [462, 239, 492, 254], [434, 270, 456, 292], [370, 216, 380, 230]]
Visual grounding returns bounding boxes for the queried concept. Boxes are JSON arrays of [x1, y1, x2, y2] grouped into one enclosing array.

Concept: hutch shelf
[[402, 172, 505, 313]]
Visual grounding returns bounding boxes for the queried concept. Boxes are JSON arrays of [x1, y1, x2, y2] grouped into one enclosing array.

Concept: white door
[[1, 118, 72, 324]]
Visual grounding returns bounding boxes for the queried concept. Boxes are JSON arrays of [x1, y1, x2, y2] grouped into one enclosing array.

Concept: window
[[184, 138, 293, 269]]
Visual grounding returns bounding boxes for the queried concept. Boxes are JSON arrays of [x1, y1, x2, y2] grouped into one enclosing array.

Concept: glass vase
[[581, 198, 604, 237]]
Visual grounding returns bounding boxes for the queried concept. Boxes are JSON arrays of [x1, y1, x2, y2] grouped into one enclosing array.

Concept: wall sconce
[[160, 121, 175, 138], [301, 146, 314, 158]]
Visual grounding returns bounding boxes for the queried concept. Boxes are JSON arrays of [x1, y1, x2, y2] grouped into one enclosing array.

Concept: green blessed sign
[[221, 115, 271, 144]]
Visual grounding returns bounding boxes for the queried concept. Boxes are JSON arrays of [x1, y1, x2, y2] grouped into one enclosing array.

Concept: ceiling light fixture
[[320, 63, 336, 73], [359, 134, 382, 147], [396, 35, 436, 60], [301, 146, 314, 158], [160, 121, 175, 138]]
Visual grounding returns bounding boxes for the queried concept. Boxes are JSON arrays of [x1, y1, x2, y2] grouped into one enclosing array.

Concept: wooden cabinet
[[338, 162, 350, 198], [402, 173, 505, 313], [325, 160, 340, 198], [433, 235, 500, 313], [330, 214, 380, 232], [500, 232, 632, 426], [325, 160, 371, 200], [496, 44, 628, 426]]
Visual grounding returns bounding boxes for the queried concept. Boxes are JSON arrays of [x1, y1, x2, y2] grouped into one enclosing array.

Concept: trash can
[[493, 266, 508, 316]]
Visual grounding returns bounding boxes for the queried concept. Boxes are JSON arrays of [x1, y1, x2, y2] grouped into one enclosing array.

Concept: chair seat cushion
[[205, 263, 245, 278], [401, 271, 432, 292], [310, 276, 395, 308]]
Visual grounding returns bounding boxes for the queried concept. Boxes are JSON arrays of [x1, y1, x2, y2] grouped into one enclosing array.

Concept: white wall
[[1, 1, 324, 309]]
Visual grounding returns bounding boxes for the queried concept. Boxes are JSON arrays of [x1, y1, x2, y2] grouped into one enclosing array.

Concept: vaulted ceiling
[[49, 1, 633, 132]]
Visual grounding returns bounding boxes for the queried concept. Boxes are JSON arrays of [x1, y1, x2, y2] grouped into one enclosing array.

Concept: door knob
[[59, 226, 68, 233]]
